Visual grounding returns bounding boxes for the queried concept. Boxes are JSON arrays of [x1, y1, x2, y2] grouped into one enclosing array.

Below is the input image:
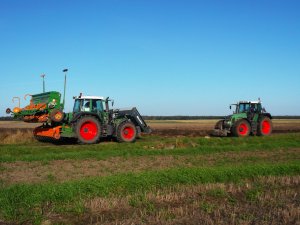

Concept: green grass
[[0, 162, 299, 223], [0, 133, 299, 162], [0, 133, 299, 224]]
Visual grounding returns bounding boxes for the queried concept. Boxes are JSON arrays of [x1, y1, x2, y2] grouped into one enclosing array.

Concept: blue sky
[[0, 0, 299, 116]]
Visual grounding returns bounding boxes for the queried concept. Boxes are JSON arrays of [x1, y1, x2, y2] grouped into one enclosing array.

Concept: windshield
[[73, 99, 104, 113], [73, 99, 83, 113], [237, 103, 250, 113]]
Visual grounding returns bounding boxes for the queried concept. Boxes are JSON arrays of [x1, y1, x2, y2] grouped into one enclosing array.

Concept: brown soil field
[[148, 119, 300, 136], [0, 119, 300, 138]]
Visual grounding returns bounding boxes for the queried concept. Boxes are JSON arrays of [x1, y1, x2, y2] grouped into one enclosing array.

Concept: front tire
[[257, 117, 272, 136], [232, 119, 250, 137], [117, 121, 137, 143], [76, 116, 101, 144]]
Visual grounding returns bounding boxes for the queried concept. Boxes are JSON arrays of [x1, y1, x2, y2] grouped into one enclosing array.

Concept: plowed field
[[1, 119, 300, 137]]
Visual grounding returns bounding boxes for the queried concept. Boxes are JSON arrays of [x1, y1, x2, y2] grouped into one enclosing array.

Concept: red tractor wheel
[[232, 119, 250, 137], [257, 117, 272, 136], [76, 116, 101, 144], [50, 109, 64, 123], [117, 121, 137, 143]]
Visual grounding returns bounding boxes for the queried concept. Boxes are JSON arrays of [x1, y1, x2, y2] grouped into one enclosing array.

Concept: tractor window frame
[[73, 99, 84, 113]]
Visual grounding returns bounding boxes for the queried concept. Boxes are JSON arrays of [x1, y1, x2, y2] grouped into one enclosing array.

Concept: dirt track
[[0, 120, 299, 137]]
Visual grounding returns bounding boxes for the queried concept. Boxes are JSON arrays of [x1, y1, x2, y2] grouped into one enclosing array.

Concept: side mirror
[[229, 105, 231, 110]]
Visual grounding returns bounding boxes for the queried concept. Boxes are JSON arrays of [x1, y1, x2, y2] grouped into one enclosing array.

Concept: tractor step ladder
[[251, 121, 257, 134]]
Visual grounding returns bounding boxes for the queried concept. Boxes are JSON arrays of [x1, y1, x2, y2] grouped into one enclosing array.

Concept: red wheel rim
[[238, 123, 248, 136], [80, 121, 98, 140], [122, 126, 134, 140], [262, 120, 271, 134]]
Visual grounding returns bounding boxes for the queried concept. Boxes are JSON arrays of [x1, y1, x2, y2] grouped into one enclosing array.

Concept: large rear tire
[[117, 121, 137, 143], [257, 117, 272, 136], [76, 116, 101, 144], [232, 119, 250, 137]]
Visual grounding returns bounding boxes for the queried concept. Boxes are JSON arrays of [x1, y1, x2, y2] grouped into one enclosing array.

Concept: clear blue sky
[[0, 0, 299, 116]]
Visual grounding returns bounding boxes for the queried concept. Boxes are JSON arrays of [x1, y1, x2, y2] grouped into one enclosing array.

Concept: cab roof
[[238, 100, 261, 104], [75, 96, 105, 100]]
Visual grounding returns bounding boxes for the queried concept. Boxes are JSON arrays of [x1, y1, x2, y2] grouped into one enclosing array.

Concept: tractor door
[[91, 99, 104, 113], [249, 103, 259, 121]]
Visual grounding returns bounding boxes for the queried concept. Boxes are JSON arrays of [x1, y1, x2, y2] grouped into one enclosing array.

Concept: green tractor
[[212, 100, 273, 137], [58, 94, 151, 143]]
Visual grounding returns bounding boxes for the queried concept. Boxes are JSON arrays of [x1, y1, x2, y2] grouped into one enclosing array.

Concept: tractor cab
[[68, 93, 151, 144], [73, 96, 105, 113], [231, 101, 263, 114]]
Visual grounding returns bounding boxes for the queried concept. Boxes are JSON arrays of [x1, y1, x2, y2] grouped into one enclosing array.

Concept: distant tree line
[[1, 115, 300, 121], [143, 116, 224, 120], [143, 115, 300, 120], [272, 116, 300, 119], [0, 116, 20, 121]]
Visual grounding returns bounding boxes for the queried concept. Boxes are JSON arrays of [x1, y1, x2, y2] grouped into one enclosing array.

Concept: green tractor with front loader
[[57, 93, 151, 144], [212, 100, 273, 137]]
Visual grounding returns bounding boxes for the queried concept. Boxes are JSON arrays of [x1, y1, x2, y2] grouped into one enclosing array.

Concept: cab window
[[73, 99, 83, 113], [91, 99, 104, 112], [238, 103, 250, 113], [83, 100, 90, 111]]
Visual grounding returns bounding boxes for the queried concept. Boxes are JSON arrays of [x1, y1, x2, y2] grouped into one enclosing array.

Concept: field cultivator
[[6, 92, 63, 123]]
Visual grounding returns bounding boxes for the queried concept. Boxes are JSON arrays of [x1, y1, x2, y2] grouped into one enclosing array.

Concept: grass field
[[0, 127, 300, 224]]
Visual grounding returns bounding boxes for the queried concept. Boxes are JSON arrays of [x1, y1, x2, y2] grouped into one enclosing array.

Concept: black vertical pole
[[41, 74, 45, 93], [62, 69, 68, 110]]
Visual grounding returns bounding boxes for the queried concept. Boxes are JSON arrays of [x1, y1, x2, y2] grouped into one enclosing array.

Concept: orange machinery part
[[21, 103, 48, 123], [24, 103, 47, 111], [23, 114, 49, 123], [33, 126, 62, 139]]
